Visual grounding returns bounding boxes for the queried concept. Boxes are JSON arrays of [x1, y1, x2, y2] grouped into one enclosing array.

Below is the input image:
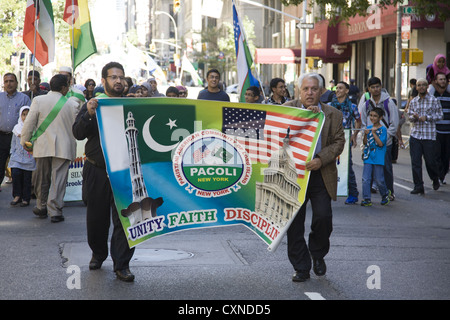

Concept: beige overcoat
[[21, 91, 80, 161]]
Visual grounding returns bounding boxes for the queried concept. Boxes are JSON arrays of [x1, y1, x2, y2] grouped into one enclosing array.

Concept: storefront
[[337, 5, 445, 97]]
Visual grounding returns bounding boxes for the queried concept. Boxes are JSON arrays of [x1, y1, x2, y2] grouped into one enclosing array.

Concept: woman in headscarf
[[146, 78, 165, 97], [140, 82, 151, 97], [426, 54, 450, 95], [426, 54, 450, 84]]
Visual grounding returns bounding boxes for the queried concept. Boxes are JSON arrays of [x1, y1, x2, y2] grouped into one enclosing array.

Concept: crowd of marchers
[[0, 53, 448, 283]]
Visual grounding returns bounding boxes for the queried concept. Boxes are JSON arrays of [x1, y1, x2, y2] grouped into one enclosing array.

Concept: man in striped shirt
[[433, 72, 450, 184], [408, 78, 443, 194]]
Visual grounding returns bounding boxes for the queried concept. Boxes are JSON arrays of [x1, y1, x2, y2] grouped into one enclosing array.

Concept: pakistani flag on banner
[[96, 98, 325, 250]]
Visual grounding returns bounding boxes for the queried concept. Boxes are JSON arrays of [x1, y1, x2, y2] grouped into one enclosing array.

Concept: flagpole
[[31, 0, 39, 100], [71, 0, 75, 74], [179, 53, 185, 84]]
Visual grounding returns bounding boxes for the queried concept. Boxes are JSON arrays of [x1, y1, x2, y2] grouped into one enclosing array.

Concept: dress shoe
[[20, 201, 29, 207], [410, 188, 424, 195], [10, 198, 22, 206], [313, 258, 327, 276], [89, 257, 103, 270], [51, 215, 65, 223], [292, 270, 310, 282], [115, 269, 135, 282], [433, 179, 440, 191], [33, 206, 48, 218]]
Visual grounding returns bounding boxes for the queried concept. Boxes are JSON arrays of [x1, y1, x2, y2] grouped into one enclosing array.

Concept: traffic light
[[401, 48, 424, 66], [173, 0, 181, 14], [409, 49, 423, 65], [307, 57, 319, 69]]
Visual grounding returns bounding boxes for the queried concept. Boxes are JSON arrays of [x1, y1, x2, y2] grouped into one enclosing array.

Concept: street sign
[[401, 16, 411, 41], [403, 6, 418, 14], [297, 22, 314, 29]]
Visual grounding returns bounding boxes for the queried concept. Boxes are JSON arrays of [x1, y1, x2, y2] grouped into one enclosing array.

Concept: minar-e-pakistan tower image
[[121, 112, 163, 226]]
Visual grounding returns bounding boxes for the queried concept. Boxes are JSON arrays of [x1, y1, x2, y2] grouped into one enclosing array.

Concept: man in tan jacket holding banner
[[284, 73, 345, 282], [21, 74, 80, 223]]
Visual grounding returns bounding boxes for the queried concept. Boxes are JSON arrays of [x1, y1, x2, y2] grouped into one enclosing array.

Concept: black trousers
[[11, 168, 32, 202], [0, 134, 12, 186], [287, 170, 333, 272], [436, 133, 450, 181], [409, 136, 439, 189], [83, 161, 135, 271]]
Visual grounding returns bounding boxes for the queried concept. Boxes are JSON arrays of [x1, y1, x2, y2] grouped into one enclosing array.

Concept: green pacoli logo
[[173, 130, 252, 197], [183, 165, 243, 191]]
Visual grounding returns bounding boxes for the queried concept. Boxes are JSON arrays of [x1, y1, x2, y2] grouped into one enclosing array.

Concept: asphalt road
[[0, 145, 449, 304]]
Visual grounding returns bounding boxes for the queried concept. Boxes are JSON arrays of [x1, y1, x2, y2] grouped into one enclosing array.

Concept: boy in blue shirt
[[361, 108, 390, 206]]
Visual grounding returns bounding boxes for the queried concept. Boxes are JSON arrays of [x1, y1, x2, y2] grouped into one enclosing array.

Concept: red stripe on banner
[[295, 163, 306, 171], [289, 140, 311, 152], [267, 111, 320, 124], [229, 111, 321, 178], [292, 133, 314, 143], [266, 119, 305, 131], [293, 153, 308, 162], [297, 125, 319, 133]]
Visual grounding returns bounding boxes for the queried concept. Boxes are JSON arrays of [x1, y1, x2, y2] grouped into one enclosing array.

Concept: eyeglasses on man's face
[[107, 75, 125, 82]]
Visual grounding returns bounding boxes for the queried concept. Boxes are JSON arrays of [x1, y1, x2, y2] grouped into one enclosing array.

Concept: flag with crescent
[[96, 98, 327, 250]]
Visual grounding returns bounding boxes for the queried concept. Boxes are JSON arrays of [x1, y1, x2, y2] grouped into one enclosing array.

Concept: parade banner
[[96, 98, 324, 251], [64, 139, 86, 202], [336, 129, 351, 197]]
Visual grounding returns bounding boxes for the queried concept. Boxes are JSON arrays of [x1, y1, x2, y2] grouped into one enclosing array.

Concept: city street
[[0, 144, 449, 303]]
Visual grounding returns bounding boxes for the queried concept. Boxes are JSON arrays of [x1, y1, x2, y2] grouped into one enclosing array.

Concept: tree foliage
[[192, 16, 257, 74], [280, 0, 450, 24], [0, 0, 26, 74]]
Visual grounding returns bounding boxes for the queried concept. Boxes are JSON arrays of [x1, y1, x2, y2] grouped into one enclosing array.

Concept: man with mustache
[[72, 62, 135, 282], [284, 73, 345, 282], [0, 73, 31, 192]]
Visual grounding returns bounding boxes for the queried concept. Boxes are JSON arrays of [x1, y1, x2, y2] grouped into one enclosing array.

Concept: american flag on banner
[[222, 107, 320, 178], [193, 144, 211, 163]]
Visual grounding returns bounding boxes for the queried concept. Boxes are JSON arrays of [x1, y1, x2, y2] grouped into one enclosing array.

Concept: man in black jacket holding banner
[[72, 62, 135, 282]]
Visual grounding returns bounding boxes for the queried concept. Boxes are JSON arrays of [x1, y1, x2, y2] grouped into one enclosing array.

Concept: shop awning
[[308, 20, 352, 63], [255, 20, 351, 65], [254, 47, 350, 64], [255, 48, 303, 64]]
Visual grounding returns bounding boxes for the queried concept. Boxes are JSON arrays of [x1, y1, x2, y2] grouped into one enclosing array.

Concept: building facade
[[124, 1, 448, 100]]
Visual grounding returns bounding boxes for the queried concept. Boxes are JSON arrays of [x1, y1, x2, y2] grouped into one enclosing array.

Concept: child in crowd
[[9, 106, 36, 207], [166, 86, 180, 97], [361, 108, 390, 207]]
